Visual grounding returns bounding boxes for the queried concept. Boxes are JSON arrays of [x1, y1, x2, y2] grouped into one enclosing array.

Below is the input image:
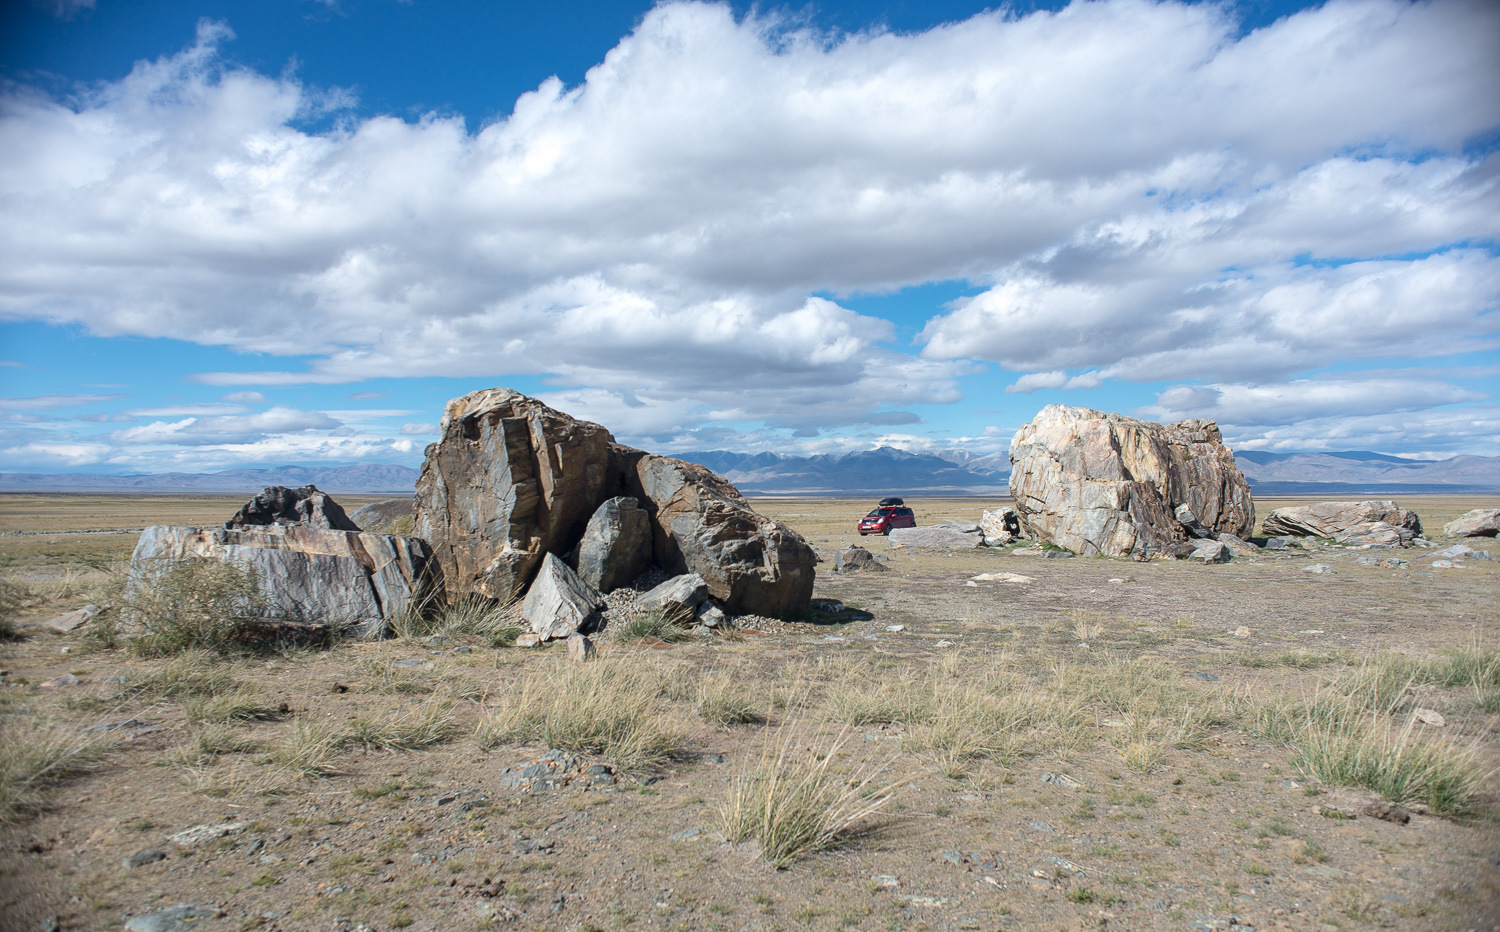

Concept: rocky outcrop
[[888, 525, 984, 549], [129, 525, 436, 638], [520, 553, 602, 640], [1008, 405, 1254, 560], [1444, 509, 1500, 538], [617, 448, 817, 617], [575, 497, 651, 593], [979, 506, 1021, 546], [415, 389, 620, 601], [834, 546, 886, 573], [1261, 501, 1422, 539], [348, 499, 414, 533], [1336, 521, 1415, 547], [226, 485, 359, 532]]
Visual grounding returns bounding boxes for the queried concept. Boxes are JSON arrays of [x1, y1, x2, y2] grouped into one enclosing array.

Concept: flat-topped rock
[[888, 525, 984, 549], [1444, 509, 1500, 538], [1262, 501, 1421, 539]]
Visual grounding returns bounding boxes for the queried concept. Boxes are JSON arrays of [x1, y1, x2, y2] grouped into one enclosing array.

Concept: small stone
[[872, 874, 901, 887], [168, 821, 247, 847], [514, 633, 542, 648], [695, 602, 726, 628], [1362, 800, 1411, 824], [1232, 626, 1250, 638], [1411, 708, 1445, 727], [1302, 563, 1335, 574], [43, 607, 94, 633], [885, 624, 904, 632], [124, 849, 167, 869], [565, 633, 595, 663], [452, 646, 472, 654], [39, 673, 79, 689], [122, 906, 223, 932], [668, 828, 701, 840], [1042, 549, 1075, 559], [1191, 672, 1220, 682], [1039, 772, 1084, 789], [934, 640, 954, 648], [395, 658, 425, 667]]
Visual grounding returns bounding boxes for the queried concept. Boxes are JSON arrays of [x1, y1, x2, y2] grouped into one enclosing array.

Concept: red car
[[858, 497, 916, 535]]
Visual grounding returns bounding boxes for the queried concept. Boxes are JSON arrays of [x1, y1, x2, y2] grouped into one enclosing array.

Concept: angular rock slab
[[575, 496, 651, 593], [1444, 508, 1500, 538], [1188, 540, 1231, 563], [889, 525, 984, 549], [1008, 405, 1254, 560], [635, 573, 710, 621], [521, 553, 603, 640], [226, 484, 359, 531], [979, 506, 1021, 546], [415, 388, 619, 602], [1261, 501, 1421, 539], [623, 450, 816, 617], [129, 525, 436, 638], [1335, 521, 1414, 547]]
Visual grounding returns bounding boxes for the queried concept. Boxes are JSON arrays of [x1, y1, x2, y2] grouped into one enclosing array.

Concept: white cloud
[[220, 390, 267, 403], [1141, 378, 1485, 425], [0, 0, 1496, 459], [0, 393, 124, 411], [399, 422, 436, 436], [127, 403, 251, 417], [110, 406, 342, 446]]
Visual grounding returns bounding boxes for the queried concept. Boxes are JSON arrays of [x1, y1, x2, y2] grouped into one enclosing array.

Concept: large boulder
[[575, 497, 652, 593], [128, 525, 436, 638], [348, 498, 414, 533], [1261, 501, 1422, 539], [1444, 509, 1500, 538], [1008, 405, 1254, 560], [414, 388, 620, 601], [1336, 521, 1415, 547], [618, 449, 817, 617], [888, 525, 984, 549], [226, 485, 359, 532], [979, 506, 1021, 546], [520, 553, 602, 640]]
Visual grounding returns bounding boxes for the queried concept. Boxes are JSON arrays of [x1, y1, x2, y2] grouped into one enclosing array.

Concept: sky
[[1, 0, 1497, 475]]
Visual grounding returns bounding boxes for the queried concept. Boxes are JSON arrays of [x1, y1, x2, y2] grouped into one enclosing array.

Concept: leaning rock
[[520, 554, 602, 640], [1174, 504, 1215, 539], [1008, 405, 1254, 560], [575, 497, 652, 593], [1262, 501, 1421, 539], [635, 573, 710, 621], [1187, 540, 1231, 564], [888, 525, 984, 549], [979, 506, 1022, 546], [834, 546, 887, 573], [128, 525, 436, 639], [1216, 534, 1259, 557], [623, 451, 816, 617], [415, 388, 619, 601], [1444, 508, 1500, 538], [226, 484, 359, 531], [1335, 521, 1414, 547]]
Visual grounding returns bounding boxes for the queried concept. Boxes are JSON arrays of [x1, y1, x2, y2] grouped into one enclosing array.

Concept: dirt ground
[[1, 493, 1498, 932]]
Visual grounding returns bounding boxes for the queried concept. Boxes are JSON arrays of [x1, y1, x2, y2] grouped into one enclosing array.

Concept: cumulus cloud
[[110, 406, 342, 446], [1141, 378, 1485, 425], [0, 0, 1496, 461]]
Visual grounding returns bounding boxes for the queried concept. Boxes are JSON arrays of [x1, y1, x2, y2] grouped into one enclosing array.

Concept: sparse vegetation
[[612, 608, 690, 643], [0, 719, 109, 821]]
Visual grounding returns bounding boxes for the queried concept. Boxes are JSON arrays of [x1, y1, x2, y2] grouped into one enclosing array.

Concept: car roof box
[[878, 496, 904, 506]]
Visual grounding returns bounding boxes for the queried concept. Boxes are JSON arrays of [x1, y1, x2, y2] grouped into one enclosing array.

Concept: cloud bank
[[1, 0, 1496, 465]]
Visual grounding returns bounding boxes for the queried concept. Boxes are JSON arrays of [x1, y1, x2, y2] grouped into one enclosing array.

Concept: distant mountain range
[[3, 447, 1497, 495]]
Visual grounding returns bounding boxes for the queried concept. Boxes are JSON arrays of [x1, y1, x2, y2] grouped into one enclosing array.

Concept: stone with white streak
[[520, 553, 603, 640]]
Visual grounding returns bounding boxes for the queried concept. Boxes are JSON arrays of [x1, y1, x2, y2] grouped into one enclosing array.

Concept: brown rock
[[226, 485, 359, 532], [1008, 405, 1254, 560], [1444, 508, 1500, 538], [1261, 501, 1422, 539]]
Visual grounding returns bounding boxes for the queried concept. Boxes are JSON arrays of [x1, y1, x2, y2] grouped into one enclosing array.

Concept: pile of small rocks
[[496, 750, 616, 792]]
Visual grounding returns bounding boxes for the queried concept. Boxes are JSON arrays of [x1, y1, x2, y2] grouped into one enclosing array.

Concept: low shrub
[[0, 719, 109, 821]]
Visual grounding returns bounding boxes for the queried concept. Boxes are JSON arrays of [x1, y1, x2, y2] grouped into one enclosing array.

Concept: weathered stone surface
[[128, 525, 436, 638], [124, 906, 223, 932], [575, 497, 651, 593], [1188, 540, 1231, 564], [226, 485, 359, 531], [1261, 501, 1421, 539], [1174, 504, 1215, 539], [1216, 533, 1259, 557], [415, 388, 620, 602], [1336, 521, 1414, 547], [1008, 405, 1254, 561], [979, 506, 1022, 546], [834, 546, 887, 573], [888, 525, 983, 549], [1444, 508, 1500, 538], [635, 573, 710, 620], [695, 602, 727, 627], [566, 633, 595, 663], [348, 498, 414, 532], [520, 553, 602, 640], [43, 606, 94, 632], [623, 450, 816, 617]]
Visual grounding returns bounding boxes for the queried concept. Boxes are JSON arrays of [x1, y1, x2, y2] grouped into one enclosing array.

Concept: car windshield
[[865, 509, 886, 518]]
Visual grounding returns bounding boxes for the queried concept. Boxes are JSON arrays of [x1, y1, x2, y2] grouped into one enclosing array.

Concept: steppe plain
[[0, 493, 1498, 932]]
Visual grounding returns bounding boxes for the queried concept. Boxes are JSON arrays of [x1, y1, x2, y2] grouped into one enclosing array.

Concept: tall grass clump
[[719, 724, 900, 868], [0, 720, 109, 821], [612, 608, 689, 643], [131, 650, 238, 698], [124, 559, 275, 655], [474, 657, 682, 771], [697, 669, 768, 726], [346, 701, 458, 751]]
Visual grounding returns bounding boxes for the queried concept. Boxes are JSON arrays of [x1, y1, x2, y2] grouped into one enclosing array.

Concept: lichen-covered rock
[[1444, 508, 1500, 538], [1008, 405, 1254, 560], [226, 485, 359, 531], [979, 506, 1021, 545], [575, 497, 651, 593], [621, 450, 816, 617], [520, 553, 602, 640], [415, 388, 620, 601], [128, 525, 436, 638], [1262, 501, 1422, 539]]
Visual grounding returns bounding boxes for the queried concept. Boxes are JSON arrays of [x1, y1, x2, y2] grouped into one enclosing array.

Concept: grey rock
[[1434, 544, 1489, 560], [695, 602, 726, 627], [1335, 520, 1416, 547], [83, 718, 150, 733], [1216, 533, 1260, 556], [1302, 563, 1335, 575], [834, 546, 887, 573], [1008, 405, 1254, 560], [226, 485, 358, 532], [635, 573, 709, 621], [39, 673, 78, 688], [128, 525, 437, 639], [1042, 548, 1075, 559], [124, 849, 167, 869], [1262, 536, 1292, 550], [1444, 508, 1500, 538], [43, 606, 94, 633], [520, 554, 602, 640], [575, 497, 652, 593], [346, 498, 414, 533], [168, 821, 247, 847], [565, 633, 595, 663], [514, 633, 542, 648], [123, 906, 222, 932], [1187, 540, 1231, 563], [1174, 503, 1215, 539], [979, 506, 1022, 546], [888, 525, 984, 549], [1262, 501, 1421, 538]]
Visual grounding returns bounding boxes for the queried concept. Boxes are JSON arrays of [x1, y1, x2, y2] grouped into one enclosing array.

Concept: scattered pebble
[[168, 821, 247, 847], [1302, 564, 1335, 574]]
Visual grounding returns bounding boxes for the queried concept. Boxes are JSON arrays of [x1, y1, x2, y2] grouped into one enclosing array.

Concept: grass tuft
[[612, 609, 689, 643], [0, 720, 109, 821], [346, 702, 458, 751]]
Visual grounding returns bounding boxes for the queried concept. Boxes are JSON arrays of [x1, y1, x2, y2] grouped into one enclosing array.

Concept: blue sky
[[1, 0, 1497, 474]]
